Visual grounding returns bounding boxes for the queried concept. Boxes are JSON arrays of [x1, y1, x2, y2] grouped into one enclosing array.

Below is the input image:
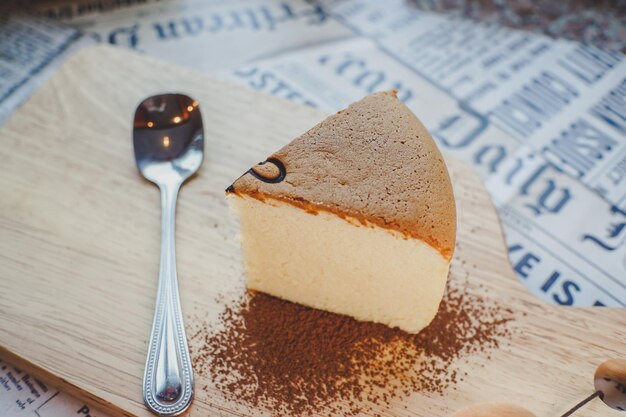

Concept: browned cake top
[[228, 91, 456, 259]]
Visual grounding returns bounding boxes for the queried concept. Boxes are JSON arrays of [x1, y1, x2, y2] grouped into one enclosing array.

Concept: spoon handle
[[143, 182, 194, 416]]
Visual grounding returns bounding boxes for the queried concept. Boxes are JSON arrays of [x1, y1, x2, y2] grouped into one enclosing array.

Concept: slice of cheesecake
[[226, 91, 456, 333]]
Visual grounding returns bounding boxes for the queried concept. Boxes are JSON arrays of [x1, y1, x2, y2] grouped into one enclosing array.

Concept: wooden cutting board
[[0, 46, 624, 417]]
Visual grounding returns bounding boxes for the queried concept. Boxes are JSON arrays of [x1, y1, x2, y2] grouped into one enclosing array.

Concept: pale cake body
[[227, 91, 456, 333]]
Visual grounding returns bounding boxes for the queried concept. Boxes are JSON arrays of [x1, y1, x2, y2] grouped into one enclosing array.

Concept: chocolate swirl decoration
[[226, 158, 286, 193], [247, 158, 286, 183]]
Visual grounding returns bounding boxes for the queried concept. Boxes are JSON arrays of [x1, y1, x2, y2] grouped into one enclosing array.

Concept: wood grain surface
[[0, 45, 624, 417]]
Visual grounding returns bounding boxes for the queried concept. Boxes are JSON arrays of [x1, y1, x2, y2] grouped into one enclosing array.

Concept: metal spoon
[[133, 93, 203, 416]]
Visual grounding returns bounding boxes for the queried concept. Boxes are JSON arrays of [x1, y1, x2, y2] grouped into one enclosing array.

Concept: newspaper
[[0, 0, 624, 415], [486, 145, 626, 307], [0, 359, 106, 417], [0, 18, 93, 124], [62, 0, 355, 72]]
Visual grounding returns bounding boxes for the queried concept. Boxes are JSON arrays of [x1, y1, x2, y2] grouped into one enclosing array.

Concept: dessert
[[226, 91, 456, 333]]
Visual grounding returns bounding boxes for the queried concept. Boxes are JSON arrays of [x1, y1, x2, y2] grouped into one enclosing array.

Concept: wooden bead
[[594, 359, 626, 411], [450, 402, 537, 417]]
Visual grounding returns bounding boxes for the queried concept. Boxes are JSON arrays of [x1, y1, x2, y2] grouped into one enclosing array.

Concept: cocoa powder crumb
[[190, 287, 513, 416]]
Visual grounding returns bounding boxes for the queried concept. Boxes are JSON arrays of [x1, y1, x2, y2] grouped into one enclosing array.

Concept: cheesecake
[[226, 91, 456, 333]]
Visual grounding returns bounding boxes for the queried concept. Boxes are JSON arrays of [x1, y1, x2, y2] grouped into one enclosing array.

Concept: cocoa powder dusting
[[190, 287, 513, 416], [191, 289, 512, 416]]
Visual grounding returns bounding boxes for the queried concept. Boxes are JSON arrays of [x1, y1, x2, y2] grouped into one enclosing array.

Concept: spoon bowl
[[134, 94, 204, 186]]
